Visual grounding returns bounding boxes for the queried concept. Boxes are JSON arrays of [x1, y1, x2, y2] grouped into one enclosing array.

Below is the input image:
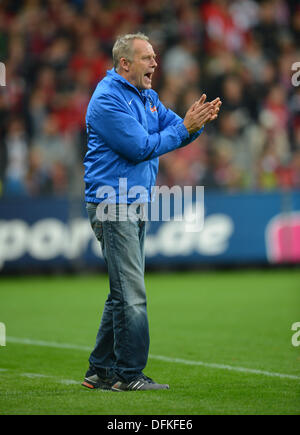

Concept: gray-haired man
[[82, 33, 221, 391]]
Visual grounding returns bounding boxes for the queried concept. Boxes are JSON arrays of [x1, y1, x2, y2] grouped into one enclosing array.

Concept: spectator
[[3, 118, 28, 196]]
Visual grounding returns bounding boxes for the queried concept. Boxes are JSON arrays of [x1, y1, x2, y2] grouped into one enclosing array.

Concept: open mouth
[[144, 72, 152, 81]]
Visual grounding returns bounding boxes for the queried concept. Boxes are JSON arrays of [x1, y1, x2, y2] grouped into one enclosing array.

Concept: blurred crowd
[[0, 0, 299, 197]]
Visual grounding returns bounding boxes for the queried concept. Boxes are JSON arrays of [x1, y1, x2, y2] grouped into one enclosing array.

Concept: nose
[[151, 57, 157, 68]]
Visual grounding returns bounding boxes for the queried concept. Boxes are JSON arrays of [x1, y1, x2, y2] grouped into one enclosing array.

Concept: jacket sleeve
[[156, 96, 204, 147], [88, 93, 190, 163]]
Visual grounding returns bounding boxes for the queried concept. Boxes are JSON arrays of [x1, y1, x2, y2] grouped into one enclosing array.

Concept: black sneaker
[[82, 368, 116, 390], [111, 375, 170, 391], [140, 373, 155, 383]]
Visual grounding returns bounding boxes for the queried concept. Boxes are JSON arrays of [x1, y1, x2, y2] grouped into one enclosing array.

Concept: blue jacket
[[84, 68, 204, 203]]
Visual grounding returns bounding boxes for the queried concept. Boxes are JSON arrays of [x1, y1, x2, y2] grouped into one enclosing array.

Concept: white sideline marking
[[0, 366, 78, 385], [21, 372, 78, 385], [7, 336, 91, 352], [6, 336, 300, 381], [149, 355, 300, 381], [0, 368, 114, 389]]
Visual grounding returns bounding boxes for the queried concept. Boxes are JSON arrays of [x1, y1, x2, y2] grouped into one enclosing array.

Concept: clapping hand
[[183, 94, 222, 134]]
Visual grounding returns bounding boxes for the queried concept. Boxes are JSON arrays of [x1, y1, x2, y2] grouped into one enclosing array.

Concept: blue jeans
[[86, 202, 149, 382]]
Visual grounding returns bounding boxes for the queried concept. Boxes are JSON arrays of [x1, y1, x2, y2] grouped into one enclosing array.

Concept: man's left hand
[[193, 95, 222, 124]]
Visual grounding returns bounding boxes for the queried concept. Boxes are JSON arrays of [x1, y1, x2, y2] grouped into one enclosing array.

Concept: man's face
[[126, 39, 157, 90]]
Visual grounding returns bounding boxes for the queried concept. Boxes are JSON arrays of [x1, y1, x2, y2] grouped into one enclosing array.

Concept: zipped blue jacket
[[84, 68, 204, 203]]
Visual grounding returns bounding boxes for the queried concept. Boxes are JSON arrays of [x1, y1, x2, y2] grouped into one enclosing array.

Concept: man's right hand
[[183, 95, 218, 134]]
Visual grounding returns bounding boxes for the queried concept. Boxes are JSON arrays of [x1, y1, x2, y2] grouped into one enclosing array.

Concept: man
[[82, 33, 221, 392]]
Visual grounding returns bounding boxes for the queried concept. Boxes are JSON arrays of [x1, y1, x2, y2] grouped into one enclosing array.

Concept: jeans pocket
[[86, 203, 103, 243], [93, 221, 103, 243]]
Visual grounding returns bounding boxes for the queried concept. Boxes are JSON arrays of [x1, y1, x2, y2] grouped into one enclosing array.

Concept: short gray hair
[[112, 33, 149, 71]]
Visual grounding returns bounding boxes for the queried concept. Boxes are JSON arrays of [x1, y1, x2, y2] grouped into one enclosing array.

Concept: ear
[[119, 57, 130, 72]]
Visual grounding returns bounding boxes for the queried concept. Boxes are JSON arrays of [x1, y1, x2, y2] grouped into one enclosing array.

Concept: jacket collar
[[106, 68, 148, 99]]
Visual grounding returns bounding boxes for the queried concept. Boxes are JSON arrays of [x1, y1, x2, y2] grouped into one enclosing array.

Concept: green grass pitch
[[0, 269, 299, 415]]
